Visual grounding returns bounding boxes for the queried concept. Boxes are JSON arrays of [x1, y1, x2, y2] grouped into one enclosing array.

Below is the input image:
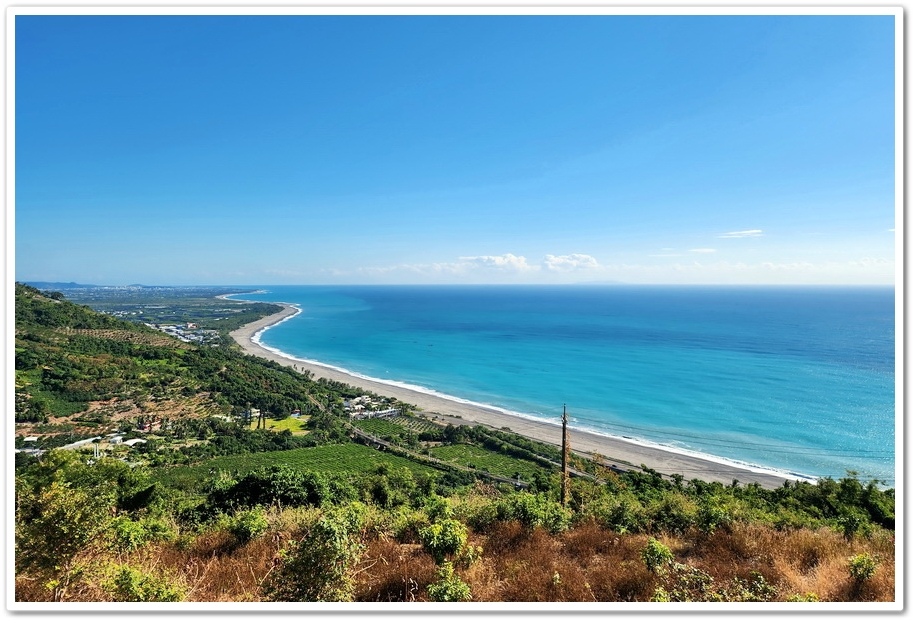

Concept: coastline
[[229, 302, 798, 489]]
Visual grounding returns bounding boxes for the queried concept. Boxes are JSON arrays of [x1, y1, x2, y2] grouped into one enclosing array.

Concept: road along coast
[[229, 304, 796, 489]]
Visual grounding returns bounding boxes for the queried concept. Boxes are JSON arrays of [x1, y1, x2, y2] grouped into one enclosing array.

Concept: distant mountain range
[[24, 281, 99, 289]]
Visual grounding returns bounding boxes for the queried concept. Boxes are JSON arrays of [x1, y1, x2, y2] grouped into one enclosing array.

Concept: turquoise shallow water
[[228, 285, 896, 485]]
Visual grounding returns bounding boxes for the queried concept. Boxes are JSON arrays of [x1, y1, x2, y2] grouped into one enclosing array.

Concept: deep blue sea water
[[228, 285, 896, 485]]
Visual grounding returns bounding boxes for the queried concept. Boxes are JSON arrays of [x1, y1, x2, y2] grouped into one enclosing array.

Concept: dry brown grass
[[137, 532, 276, 601], [352, 538, 438, 601], [15, 515, 895, 604]]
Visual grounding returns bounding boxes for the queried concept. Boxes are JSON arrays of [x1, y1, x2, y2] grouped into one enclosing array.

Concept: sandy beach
[[230, 304, 797, 489]]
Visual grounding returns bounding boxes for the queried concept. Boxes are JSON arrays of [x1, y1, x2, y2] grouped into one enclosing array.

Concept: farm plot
[[354, 418, 406, 438], [355, 415, 443, 438], [158, 443, 443, 490], [428, 443, 544, 481], [250, 416, 307, 434], [390, 415, 442, 434]]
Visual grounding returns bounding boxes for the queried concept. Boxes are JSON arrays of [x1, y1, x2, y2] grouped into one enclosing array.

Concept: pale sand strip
[[229, 304, 794, 488]]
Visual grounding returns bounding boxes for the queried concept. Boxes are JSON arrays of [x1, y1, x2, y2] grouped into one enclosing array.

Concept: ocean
[[227, 285, 896, 485]]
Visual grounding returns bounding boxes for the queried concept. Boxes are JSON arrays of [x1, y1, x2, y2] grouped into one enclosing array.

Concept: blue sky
[[14, 12, 897, 285]]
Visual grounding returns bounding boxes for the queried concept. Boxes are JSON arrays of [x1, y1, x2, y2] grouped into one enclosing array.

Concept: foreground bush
[[262, 509, 364, 602]]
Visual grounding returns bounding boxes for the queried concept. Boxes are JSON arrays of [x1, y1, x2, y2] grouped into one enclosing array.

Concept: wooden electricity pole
[[561, 404, 570, 506]]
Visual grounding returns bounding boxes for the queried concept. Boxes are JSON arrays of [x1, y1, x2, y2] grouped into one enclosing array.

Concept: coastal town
[[145, 321, 221, 345]]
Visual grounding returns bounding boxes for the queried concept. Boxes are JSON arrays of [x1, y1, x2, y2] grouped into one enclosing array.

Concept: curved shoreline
[[228, 301, 801, 488]]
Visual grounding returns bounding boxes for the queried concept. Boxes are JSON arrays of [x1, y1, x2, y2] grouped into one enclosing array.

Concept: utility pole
[[561, 404, 570, 506]]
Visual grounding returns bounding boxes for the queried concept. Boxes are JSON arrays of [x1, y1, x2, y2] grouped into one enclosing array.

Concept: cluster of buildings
[[16, 432, 147, 460], [146, 322, 220, 344], [344, 395, 400, 420]]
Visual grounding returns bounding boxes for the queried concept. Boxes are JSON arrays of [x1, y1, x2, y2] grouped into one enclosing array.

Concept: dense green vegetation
[[157, 444, 446, 492], [14, 283, 353, 424], [13, 283, 896, 603]]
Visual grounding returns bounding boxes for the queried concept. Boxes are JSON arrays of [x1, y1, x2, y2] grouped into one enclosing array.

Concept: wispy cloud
[[542, 253, 601, 272], [690, 248, 717, 254], [351, 252, 601, 281], [458, 253, 535, 272], [353, 253, 534, 277], [718, 229, 764, 239]]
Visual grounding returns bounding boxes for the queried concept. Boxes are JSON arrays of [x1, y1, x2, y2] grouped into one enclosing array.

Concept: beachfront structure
[[350, 407, 401, 421]]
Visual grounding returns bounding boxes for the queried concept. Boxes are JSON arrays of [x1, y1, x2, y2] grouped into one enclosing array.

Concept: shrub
[[109, 516, 176, 553], [107, 565, 185, 602], [229, 506, 269, 543], [641, 537, 674, 573], [697, 500, 732, 534], [837, 509, 873, 540], [787, 592, 820, 602], [391, 508, 430, 543], [262, 512, 363, 602], [16, 478, 113, 600], [424, 495, 453, 521], [647, 490, 698, 535], [717, 571, 778, 602], [427, 562, 472, 602], [456, 497, 500, 533], [497, 492, 571, 534], [110, 516, 149, 553], [210, 465, 330, 510], [603, 493, 648, 534], [658, 562, 714, 602], [848, 552, 879, 583], [420, 519, 468, 565]]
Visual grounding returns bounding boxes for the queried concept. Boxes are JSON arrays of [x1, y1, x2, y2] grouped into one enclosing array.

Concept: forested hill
[[16, 282, 153, 330], [13, 282, 367, 434]]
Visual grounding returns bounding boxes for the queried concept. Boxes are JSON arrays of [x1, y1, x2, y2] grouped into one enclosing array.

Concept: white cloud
[[847, 257, 893, 268], [458, 253, 534, 272], [346, 252, 606, 282], [689, 248, 717, 254], [542, 253, 601, 272], [351, 253, 534, 279], [718, 229, 764, 239]]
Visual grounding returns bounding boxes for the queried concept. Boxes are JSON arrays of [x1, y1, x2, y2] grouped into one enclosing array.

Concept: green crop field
[[352, 415, 443, 437], [390, 415, 442, 434], [353, 418, 407, 437], [157, 443, 444, 491], [428, 444, 544, 481]]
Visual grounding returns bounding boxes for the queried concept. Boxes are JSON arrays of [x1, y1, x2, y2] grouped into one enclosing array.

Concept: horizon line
[[18, 280, 896, 289]]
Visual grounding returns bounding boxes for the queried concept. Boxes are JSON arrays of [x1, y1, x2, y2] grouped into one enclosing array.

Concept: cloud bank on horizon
[[12, 11, 898, 287]]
